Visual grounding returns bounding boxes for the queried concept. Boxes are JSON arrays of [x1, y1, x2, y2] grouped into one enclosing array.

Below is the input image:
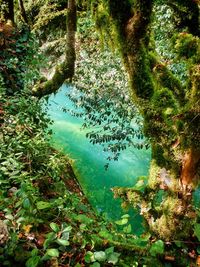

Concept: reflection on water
[[46, 84, 151, 233]]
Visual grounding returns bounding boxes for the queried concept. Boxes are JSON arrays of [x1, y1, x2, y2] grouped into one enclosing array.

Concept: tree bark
[[18, 0, 28, 24], [181, 148, 200, 186], [32, 0, 76, 97]]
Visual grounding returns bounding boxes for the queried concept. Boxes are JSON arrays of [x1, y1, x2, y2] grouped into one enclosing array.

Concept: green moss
[[189, 64, 200, 105], [153, 64, 185, 103], [32, 53, 75, 97], [126, 190, 141, 207], [152, 145, 166, 167], [129, 46, 154, 100], [151, 214, 176, 240], [148, 160, 161, 189], [162, 196, 183, 215], [152, 88, 177, 110], [175, 33, 199, 59]]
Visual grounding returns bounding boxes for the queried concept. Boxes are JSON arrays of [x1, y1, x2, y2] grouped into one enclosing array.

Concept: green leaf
[[62, 225, 72, 233], [26, 256, 40, 267], [115, 218, 128, 225], [46, 248, 59, 257], [90, 263, 100, 267], [175, 241, 182, 248], [84, 251, 94, 263], [61, 231, 69, 240], [194, 223, 200, 241], [105, 247, 114, 255], [150, 240, 164, 256], [23, 198, 31, 209], [56, 238, 69, 246], [107, 252, 120, 265], [50, 222, 60, 233], [123, 224, 132, 234], [133, 179, 146, 191], [31, 249, 39, 257], [36, 201, 51, 210], [94, 251, 106, 262], [5, 214, 14, 220], [121, 214, 130, 219]]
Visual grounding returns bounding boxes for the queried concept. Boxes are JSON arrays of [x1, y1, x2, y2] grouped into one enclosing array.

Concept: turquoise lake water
[[46, 84, 151, 233]]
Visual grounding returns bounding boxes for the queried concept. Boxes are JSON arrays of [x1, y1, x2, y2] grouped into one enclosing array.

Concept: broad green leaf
[[94, 251, 106, 262], [26, 256, 40, 267], [46, 248, 59, 257], [150, 240, 164, 256], [123, 224, 132, 234], [105, 247, 114, 255], [115, 218, 128, 225], [5, 214, 14, 220], [175, 241, 182, 248], [31, 249, 38, 257], [133, 179, 146, 191], [56, 238, 69, 246], [43, 233, 56, 249], [50, 222, 60, 233], [107, 252, 120, 265], [62, 225, 72, 233], [84, 251, 94, 263], [61, 231, 69, 240], [121, 214, 130, 219], [36, 201, 51, 210], [23, 198, 31, 209], [194, 224, 200, 241]]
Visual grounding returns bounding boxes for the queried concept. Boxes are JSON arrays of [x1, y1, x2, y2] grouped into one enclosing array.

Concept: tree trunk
[[18, 0, 28, 24], [66, 0, 76, 80], [181, 148, 200, 186], [96, 0, 200, 240], [32, 0, 76, 97]]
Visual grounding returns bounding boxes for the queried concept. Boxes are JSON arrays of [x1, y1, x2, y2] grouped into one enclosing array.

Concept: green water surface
[[46, 85, 151, 233]]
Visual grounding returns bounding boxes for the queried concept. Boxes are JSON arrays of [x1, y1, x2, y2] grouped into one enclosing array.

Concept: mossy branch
[[32, 0, 76, 98], [149, 54, 186, 104], [32, 60, 74, 97]]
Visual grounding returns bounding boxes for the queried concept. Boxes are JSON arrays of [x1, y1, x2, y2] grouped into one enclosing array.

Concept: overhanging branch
[[32, 0, 76, 98]]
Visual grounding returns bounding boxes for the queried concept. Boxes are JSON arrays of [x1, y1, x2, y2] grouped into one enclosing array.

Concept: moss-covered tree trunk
[[98, 0, 200, 186], [95, 0, 200, 239], [32, 0, 76, 97]]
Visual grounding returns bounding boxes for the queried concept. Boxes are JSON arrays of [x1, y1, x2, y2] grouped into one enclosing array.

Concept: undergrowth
[[0, 85, 146, 267], [1, 12, 200, 267]]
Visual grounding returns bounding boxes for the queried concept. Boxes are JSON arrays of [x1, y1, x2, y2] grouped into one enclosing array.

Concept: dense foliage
[[63, 17, 148, 166], [0, 0, 200, 266], [0, 26, 147, 267]]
